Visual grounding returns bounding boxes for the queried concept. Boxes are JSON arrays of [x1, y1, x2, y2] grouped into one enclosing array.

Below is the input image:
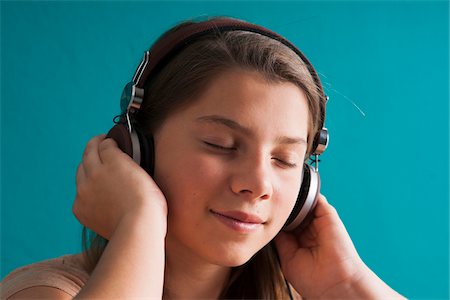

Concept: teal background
[[1, 1, 448, 298]]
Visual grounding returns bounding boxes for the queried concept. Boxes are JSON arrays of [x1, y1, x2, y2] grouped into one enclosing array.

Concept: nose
[[229, 155, 273, 201]]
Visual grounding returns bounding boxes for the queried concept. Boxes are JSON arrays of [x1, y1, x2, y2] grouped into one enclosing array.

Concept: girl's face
[[153, 69, 309, 267]]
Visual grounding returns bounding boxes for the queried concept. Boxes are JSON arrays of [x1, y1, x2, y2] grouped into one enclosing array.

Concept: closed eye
[[204, 141, 298, 168], [203, 141, 236, 151], [273, 158, 298, 168]]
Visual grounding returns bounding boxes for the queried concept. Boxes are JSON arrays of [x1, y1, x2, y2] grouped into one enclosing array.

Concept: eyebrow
[[196, 115, 307, 146]]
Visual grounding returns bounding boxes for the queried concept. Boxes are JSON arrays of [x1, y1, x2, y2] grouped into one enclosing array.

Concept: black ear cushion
[[134, 127, 155, 176], [283, 164, 311, 229], [106, 124, 133, 157], [283, 165, 321, 233]]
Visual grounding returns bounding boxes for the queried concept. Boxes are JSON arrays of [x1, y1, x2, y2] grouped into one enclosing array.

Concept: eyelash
[[203, 141, 298, 168], [276, 160, 298, 168], [204, 141, 236, 151]]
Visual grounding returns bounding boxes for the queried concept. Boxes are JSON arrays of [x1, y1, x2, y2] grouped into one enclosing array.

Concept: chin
[[215, 255, 253, 267], [206, 243, 265, 267], [200, 230, 280, 268]]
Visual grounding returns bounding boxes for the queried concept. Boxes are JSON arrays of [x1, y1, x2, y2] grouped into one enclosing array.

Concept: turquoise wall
[[1, 1, 448, 299]]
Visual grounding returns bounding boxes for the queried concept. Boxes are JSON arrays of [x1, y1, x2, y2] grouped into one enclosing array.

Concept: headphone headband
[[125, 18, 329, 156], [135, 19, 324, 94]]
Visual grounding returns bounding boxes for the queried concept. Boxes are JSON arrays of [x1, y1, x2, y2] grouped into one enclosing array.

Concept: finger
[[82, 134, 106, 160], [275, 232, 313, 272], [81, 134, 106, 163], [319, 193, 328, 203], [296, 224, 319, 248], [82, 134, 106, 176], [75, 162, 86, 186], [98, 137, 133, 165], [312, 194, 347, 237], [314, 194, 338, 219]]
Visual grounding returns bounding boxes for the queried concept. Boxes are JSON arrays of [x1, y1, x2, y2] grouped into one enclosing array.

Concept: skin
[[153, 69, 308, 298], [8, 69, 406, 299]]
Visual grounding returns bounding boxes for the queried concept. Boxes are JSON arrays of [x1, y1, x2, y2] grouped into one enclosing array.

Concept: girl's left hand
[[274, 194, 404, 299]]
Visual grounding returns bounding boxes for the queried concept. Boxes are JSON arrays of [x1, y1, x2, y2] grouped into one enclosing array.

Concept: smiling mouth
[[210, 209, 264, 233]]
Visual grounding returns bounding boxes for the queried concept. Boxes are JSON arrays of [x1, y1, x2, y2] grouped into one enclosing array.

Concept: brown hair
[[82, 16, 324, 299]]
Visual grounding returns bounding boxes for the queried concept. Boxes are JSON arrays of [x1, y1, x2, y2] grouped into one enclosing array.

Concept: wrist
[[114, 200, 168, 238], [80, 198, 167, 299], [319, 263, 405, 300]]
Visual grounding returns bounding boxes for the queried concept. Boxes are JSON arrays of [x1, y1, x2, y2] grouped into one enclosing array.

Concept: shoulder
[[6, 286, 73, 300], [1, 253, 90, 299]]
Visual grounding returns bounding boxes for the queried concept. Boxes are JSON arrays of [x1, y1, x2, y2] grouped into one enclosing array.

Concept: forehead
[[182, 69, 310, 136]]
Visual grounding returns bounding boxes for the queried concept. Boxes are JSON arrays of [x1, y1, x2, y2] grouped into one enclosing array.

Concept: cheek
[[270, 172, 303, 229], [155, 147, 225, 212]]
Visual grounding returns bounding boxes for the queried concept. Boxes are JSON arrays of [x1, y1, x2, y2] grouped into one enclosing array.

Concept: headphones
[[107, 18, 329, 233]]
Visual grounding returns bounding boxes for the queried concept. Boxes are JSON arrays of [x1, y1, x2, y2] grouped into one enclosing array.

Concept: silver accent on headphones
[[121, 52, 150, 135], [283, 165, 319, 231], [314, 154, 320, 172], [133, 51, 151, 86], [126, 113, 132, 134], [128, 85, 144, 112], [130, 129, 141, 165], [314, 127, 329, 155], [124, 85, 144, 134]]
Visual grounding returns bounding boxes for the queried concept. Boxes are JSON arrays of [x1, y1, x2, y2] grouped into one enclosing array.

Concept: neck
[[163, 238, 231, 299]]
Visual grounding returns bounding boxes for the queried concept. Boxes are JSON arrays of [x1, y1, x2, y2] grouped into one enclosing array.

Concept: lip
[[212, 210, 264, 224], [210, 209, 265, 233]]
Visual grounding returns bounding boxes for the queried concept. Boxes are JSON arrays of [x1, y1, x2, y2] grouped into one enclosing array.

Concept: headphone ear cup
[[106, 124, 133, 157], [106, 123, 142, 166], [283, 163, 321, 233], [134, 127, 155, 176], [106, 124, 155, 176]]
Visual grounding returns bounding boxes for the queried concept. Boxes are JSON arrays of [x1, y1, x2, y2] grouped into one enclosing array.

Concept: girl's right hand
[[73, 134, 168, 240], [275, 195, 406, 299]]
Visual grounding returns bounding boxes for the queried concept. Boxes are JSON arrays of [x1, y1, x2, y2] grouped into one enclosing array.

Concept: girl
[[1, 17, 405, 299]]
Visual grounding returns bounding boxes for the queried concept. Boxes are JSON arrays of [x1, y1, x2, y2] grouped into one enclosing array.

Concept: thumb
[[274, 231, 299, 262], [274, 231, 313, 274]]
